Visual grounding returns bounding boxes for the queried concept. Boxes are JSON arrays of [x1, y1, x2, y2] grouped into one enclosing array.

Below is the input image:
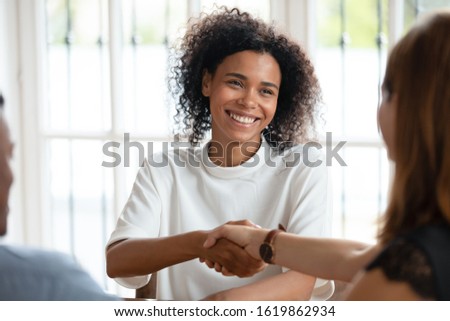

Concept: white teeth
[[229, 112, 256, 124]]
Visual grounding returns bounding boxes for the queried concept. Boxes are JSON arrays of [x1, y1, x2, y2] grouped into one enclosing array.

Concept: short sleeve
[[107, 159, 162, 246], [106, 159, 163, 288]]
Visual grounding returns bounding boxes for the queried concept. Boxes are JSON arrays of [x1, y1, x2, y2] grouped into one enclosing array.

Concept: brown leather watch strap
[[260, 224, 286, 264], [263, 228, 282, 244]]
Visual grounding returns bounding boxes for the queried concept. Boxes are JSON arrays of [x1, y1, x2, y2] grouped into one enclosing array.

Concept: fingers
[[199, 256, 226, 276], [200, 259, 258, 277], [201, 257, 265, 277], [203, 235, 218, 248], [227, 219, 261, 228], [204, 220, 262, 249], [199, 258, 214, 269], [221, 266, 234, 276], [201, 238, 266, 278], [216, 257, 265, 277], [203, 225, 232, 248]]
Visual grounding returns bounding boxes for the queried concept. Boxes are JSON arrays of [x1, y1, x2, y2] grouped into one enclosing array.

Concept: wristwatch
[[259, 224, 286, 264]]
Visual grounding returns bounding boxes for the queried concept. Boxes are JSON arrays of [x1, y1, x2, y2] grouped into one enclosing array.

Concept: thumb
[[203, 236, 217, 248]]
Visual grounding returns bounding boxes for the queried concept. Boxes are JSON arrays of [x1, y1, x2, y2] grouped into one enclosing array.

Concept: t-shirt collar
[[201, 136, 269, 179]]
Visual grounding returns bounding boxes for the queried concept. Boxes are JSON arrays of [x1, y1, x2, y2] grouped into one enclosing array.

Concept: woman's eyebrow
[[225, 72, 247, 80], [225, 72, 279, 90]]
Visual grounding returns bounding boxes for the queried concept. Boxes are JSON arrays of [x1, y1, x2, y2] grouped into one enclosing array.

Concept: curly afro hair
[[169, 7, 321, 150]]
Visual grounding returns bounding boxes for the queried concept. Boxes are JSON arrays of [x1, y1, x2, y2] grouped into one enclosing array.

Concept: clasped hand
[[199, 220, 269, 277]]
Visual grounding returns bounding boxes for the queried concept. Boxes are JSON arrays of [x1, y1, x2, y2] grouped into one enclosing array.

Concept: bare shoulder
[[345, 268, 423, 300]]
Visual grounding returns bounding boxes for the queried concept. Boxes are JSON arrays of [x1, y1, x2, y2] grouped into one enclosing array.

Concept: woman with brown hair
[[204, 10, 450, 300]]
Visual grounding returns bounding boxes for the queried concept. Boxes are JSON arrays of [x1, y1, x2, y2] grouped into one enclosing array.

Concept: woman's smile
[[226, 110, 260, 126]]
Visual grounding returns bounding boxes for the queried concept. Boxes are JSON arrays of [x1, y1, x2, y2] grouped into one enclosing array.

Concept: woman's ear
[[202, 70, 212, 97]]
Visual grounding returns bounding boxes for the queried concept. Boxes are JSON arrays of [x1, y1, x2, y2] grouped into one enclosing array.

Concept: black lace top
[[367, 224, 450, 300]]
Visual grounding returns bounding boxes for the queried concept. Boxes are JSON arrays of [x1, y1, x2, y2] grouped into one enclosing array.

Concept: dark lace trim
[[367, 239, 436, 299]]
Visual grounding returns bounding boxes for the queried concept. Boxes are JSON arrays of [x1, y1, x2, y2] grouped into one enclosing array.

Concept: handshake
[[199, 220, 281, 278]]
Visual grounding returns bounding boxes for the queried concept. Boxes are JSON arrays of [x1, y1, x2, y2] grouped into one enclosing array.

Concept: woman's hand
[[201, 238, 265, 277], [200, 220, 269, 276]]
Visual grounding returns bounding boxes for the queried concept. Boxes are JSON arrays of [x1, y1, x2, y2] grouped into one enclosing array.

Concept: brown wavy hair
[[168, 7, 321, 150], [379, 10, 450, 244]]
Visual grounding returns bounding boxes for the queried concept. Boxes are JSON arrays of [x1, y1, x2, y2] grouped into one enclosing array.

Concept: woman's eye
[[261, 88, 274, 96], [228, 80, 242, 87]]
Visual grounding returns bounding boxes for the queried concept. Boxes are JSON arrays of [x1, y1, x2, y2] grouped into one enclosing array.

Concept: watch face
[[259, 243, 273, 263]]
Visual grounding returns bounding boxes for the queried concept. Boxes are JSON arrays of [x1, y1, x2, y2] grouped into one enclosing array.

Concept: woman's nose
[[237, 89, 258, 109]]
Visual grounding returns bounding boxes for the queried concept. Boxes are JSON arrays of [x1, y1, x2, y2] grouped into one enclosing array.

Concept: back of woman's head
[[380, 10, 450, 243]]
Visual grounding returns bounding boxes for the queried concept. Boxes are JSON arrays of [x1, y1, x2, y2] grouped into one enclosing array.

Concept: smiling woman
[[105, 7, 333, 301], [202, 51, 280, 166], [170, 7, 321, 151]]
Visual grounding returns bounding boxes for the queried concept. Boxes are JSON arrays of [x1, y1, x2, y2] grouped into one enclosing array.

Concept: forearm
[[204, 225, 380, 282], [106, 231, 206, 278], [275, 234, 380, 282], [204, 270, 315, 301]]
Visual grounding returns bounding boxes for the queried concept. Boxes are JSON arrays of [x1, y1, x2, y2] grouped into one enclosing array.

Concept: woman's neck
[[208, 139, 261, 167]]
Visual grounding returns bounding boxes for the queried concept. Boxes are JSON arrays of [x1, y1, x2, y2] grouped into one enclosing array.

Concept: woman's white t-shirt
[[108, 139, 333, 300]]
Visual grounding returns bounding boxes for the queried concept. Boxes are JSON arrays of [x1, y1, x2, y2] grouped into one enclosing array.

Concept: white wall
[[1, 0, 47, 246], [0, 0, 24, 243]]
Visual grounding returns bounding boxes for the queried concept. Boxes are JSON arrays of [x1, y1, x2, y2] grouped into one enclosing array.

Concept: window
[[316, 0, 391, 242], [316, 0, 449, 241], [4, 0, 449, 296]]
